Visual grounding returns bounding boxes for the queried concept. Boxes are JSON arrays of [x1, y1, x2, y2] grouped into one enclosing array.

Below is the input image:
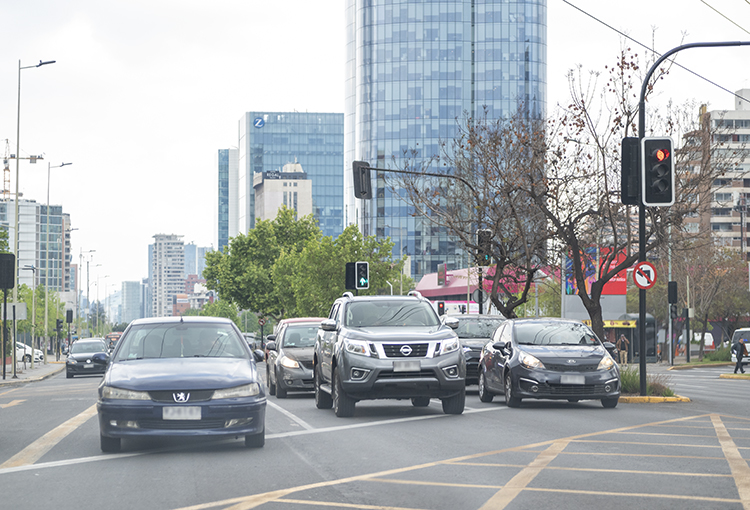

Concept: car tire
[[23, 354, 31, 363], [478, 371, 494, 403], [245, 429, 265, 448], [441, 391, 465, 415], [100, 434, 121, 453], [314, 364, 332, 409], [66, 372, 73, 379], [411, 397, 431, 407], [267, 367, 276, 396], [332, 369, 355, 417], [504, 372, 521, 408], [601, 397, 619, 409], [276, 379, 287, 399]]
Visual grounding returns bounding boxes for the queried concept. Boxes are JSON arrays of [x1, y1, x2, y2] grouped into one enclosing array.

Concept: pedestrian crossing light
[[477, 229, 492, 266], [355, 261, 369, 290], [641, 137, 675, 206]]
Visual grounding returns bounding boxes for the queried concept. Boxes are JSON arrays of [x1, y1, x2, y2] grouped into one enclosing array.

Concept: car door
[[318, 303, 340, 382], [487, 323, 512, 390], [268, 324, 285, 385]]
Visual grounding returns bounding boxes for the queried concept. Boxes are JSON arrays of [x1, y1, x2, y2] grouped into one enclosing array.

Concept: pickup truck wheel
[[314, 364, 332, 409], [332, 370, 356, 417], [411, 397, 430, 407], [267, 367, 276, 395], [441, 391, 465, 415], [478, 371, 494, 403]]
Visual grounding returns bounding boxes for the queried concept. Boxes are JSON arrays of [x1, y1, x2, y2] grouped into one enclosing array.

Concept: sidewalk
[[0, 360, 65, 387]]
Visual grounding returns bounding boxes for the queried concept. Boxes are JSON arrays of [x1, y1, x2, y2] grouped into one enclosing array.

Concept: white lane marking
[[267, 400, 315, 430]]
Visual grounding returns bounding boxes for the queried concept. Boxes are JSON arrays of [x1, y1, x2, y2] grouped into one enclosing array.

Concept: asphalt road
[[0, 364, 748, 510]]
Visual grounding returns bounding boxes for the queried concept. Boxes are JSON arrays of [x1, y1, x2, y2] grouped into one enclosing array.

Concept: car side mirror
[[492, 341, 508, 352], [265, 341, 277, 351], [602, 341, 618, 358], [92, 352, 109, 365], [443, 317, 459, 329], [266, 334, 277, 342], [320, 319, 337, 332], [253, 349, 265, 363]]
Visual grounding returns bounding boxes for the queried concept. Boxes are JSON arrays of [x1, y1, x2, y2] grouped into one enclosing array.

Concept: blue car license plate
[[163, 406, 201, 420]]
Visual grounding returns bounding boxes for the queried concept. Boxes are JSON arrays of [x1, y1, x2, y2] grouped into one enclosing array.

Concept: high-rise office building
[[217, 148, 238, 252], [121, 280, 142, 324], [254, 161, 313, 222], [344, 0, 547, 281], [151, 234, 185, 317], [237, 112, 344, 238], [184, 242, 212, 278]]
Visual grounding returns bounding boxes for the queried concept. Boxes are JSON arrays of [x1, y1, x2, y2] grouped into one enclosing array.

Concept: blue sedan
[[95, 316, 266, 452]]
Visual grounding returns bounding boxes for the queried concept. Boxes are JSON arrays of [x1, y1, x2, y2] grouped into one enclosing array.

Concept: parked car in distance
[[16, 342, 43, 363], [731, 328, 750, 367], [66, 338, 109, 378], [266, 317, 325, 398], [95, 316, 267, 453], [314, 291, 465, 417], [446, 314, 506, 384], [478, 318, 620, 408]]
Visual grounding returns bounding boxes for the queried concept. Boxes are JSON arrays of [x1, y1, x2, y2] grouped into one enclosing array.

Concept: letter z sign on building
[[633, 261, 657, 290]]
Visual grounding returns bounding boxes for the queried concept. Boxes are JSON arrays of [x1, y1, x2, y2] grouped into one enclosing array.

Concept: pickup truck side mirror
[[320, 319, 337, 332]]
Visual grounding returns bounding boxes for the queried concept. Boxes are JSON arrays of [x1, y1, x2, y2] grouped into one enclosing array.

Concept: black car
[[447, 314, 506, 384], [266, 317, 324, 398], [66, 338, 109, 378], [314, 291, 465, 417], [478, 318, 620, 408], [95, 316, 267, 452]]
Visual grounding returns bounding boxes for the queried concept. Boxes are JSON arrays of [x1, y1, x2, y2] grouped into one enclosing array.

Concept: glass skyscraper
[[344, 0, 546, 281], [238, 112, 344, 238]]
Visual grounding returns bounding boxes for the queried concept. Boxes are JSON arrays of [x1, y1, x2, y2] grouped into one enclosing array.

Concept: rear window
[[346, 300, 439, 327], [114, 322, 248, 361]]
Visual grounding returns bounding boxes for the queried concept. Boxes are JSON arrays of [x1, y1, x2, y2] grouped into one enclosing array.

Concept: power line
[[561, 0, 749, 105], [701, 0, 750, 35]]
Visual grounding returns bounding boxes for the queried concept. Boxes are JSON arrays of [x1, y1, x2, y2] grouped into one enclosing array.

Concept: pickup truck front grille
[[382, 343, 429, 358]]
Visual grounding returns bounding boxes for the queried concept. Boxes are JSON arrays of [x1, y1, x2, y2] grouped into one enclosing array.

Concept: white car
[[16, 342, 43, 363]]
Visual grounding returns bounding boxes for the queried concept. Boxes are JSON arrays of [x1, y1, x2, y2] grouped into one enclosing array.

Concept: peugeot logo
[[173, 392, 190, 403], [567, 359, 577, 364], [400, 345, 413, 356]]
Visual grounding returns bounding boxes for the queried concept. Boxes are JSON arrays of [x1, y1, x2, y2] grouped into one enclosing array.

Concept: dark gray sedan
[[478, 318, 620, 408], [66, 338, 109, 378], [265, 317, 324, 398], [446, 314, 506, 384]]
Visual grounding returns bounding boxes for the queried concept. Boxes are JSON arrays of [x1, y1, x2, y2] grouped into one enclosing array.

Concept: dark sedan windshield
[[515, 322, 600, 346], [114, 323, 248, 361], [70, 341, 106, 354], [282, 325, 319, 348], [455, 318, 505, 338], [346, 301, 440, 327]]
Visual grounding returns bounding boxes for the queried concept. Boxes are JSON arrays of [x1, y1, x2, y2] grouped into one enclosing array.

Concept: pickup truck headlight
[[437, 337, 460, 356], [344, 338, 371, 356]]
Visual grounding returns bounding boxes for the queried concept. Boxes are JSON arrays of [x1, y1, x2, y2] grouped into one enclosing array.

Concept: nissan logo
[[173, 392, 190, 403], [567, 359, 577, 364], [400, 345, 413, 356]]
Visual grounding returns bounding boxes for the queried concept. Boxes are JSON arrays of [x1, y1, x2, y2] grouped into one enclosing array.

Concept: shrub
[[704, 345, 731, 362], [619, 365, 674, 396]]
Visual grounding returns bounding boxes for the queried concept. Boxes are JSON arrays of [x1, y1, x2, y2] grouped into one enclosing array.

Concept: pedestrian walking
[[616, 334, 630, 366], [732, 338, 747, 374]]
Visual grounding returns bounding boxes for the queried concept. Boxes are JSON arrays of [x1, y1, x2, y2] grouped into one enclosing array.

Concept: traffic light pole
[[637, 40, 750, 395]]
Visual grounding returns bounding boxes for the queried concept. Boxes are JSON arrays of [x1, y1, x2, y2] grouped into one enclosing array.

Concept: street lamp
[[12, 59, 55, 308], [21, 265, 36, 368], [96, 274, 109, 336], [88, 262, 100, 336]]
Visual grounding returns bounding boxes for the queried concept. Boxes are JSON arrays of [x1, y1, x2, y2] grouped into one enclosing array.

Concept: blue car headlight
[[213, 383, 261, 399], [101, 386, 151, 400]]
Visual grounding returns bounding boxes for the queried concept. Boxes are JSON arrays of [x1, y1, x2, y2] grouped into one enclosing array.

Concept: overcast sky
[[1, 0, 748, 300]]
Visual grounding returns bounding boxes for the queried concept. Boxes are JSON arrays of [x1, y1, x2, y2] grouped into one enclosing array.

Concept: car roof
[[75, 337, 106, 342], [447, 314, 506, 319], [128, 316, 235, 326], [279, 317, 326, 325]]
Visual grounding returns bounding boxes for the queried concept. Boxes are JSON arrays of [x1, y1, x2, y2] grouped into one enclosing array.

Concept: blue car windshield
[[114, 323, 249, 361], [515, 322, 600, 346], [346, 301, 440, 327]]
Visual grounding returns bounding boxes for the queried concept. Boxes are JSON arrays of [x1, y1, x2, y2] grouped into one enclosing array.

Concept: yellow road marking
[[373, 478, 503, 489], [446, 462, 732, 477], [0, 404, 97, 469], [570, 439, 722, 448], [524, 486, 740, 504], [0, 399, 25, 409], [711, 414, 750, 510], [277, 499, 431, 510], [0, 388, 20, 397], [478, 440, 569, 509]]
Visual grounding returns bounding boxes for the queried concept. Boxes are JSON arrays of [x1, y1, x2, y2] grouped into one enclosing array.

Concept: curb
[[0, 364, 65, 387], [667, 362, 734, 370], [619, 395, 691, 403], [719, 373, 750, 380]]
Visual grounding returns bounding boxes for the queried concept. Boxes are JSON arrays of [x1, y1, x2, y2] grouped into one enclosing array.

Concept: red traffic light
[[654, 148, 669, 162]]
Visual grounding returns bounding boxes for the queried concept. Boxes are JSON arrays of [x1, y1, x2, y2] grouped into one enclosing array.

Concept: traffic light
[[437, 301, 445, 316], [352, 161, 373, 200], [56, 318, 63, 332], [641, 137, 675, 206], [477, 229, 492, 266], [355, 261, 369, 289], [620, 137, 639, 205], [66, 309, 73, 323], [345, 262, 356, 290]]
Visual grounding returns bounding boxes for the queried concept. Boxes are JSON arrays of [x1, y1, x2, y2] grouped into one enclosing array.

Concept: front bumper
[[509, 365, 620, 401], [339, 350, 466, 400], [277, 364, 314, 392], [98, 398, 266, 439], [67, 363, 106, 376]]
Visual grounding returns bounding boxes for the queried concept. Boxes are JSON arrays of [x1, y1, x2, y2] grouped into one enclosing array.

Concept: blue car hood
[[105, 358, 259, 391]]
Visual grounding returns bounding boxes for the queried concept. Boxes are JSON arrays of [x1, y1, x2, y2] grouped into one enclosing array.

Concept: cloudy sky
[[0, 0, 748, 300]]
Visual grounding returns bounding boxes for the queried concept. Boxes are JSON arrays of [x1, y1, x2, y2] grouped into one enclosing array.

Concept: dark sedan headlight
[[519, 351, 545, 369], [213, 383, 261, 399], [66, 358, 77, 364], [280, 356, 300, 369], [101, 386, 151, 400], [597, 355, 616, 370]]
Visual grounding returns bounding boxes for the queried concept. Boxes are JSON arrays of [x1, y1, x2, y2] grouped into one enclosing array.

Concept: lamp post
[[21, 265, 36, 368], [13, 59, 55, 309]]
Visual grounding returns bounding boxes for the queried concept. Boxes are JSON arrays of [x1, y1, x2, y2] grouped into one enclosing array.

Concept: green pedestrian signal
[[355, 261, 369, 290]]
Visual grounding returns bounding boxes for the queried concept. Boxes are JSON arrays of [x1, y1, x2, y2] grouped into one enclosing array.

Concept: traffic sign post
[[632, 261, 657, 290]]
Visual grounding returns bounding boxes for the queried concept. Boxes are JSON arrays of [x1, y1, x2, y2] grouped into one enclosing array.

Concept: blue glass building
[[344, 0, 547, 281], [238, 112, 344, 238], [217, 149, 230, 253]]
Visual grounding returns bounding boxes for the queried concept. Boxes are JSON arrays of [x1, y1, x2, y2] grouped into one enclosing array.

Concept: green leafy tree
[[199, 299, 240, 326]]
